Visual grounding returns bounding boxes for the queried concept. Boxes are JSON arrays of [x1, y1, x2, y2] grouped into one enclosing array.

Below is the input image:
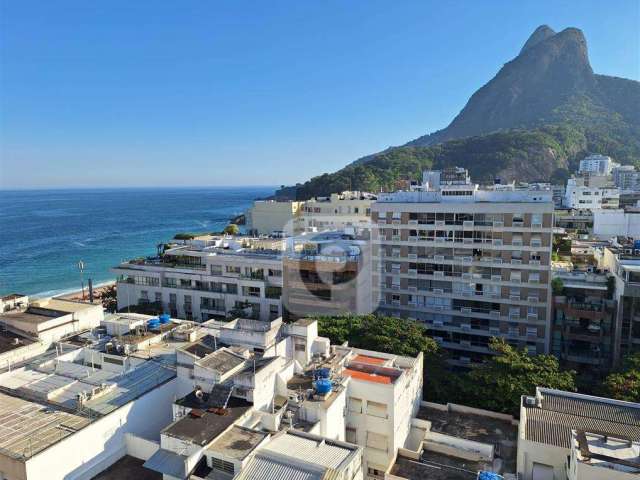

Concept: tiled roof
[[524, 390, 640, 449]]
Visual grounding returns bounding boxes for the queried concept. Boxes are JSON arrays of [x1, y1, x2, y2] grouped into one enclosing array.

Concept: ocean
[[0, 187, 274, 297]]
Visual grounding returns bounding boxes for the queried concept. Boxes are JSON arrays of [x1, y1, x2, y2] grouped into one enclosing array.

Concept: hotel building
[[371, 169, 554, 365]]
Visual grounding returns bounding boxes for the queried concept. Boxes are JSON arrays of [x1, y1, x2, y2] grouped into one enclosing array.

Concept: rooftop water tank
[[159, 313, 170, 324], [315, 379, 332, 395], [316, 368, 330, 379], [147, 318, 160, 329], [634, 239, 640, 250], [477, 472, 502, 480]]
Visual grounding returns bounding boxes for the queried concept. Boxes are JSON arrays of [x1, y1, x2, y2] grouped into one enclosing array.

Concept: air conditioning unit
[[434, 255, 445, 261], [434, 271, 444, 277], [433, 288, 444, 294], [408, 220, 418, 225], [510, 294, 520, 300], [491, 275, 502, 281], [493, 221, 504, 228], [408, 253, 418, 260], [461, 307, 472, 314]]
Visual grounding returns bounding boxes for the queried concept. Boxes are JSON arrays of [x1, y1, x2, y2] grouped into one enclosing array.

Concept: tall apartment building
[[301, 191, 375, 232], [282, 232, 372, 320], [551, 270, 617, 375], [600, 244, 640, 363], [113, 236, 283, 322], [371, 170, 554, 365]]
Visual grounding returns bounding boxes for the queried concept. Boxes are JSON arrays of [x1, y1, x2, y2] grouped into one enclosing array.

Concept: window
[[242, 286, 261, 297], [346, 427, 357, 444], [268, 268, 282, 277], [225, 265, 241, 274], [294, 343, 305, 352], [169, 293, 177, 305], [210, 265, 223, 276], [348, 397, 362, 413], [154, 292, 162, 302], [366, 400, 388, 418]]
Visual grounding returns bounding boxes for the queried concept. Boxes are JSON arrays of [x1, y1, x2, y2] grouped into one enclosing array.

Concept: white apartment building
[[593, 208, 640, 239], [113, 236, 283, 322], [372, 170, 554, 365], [564, 177, 620, 210], [517, 387, 640, 480], [579, 154, 618, 175], [138, 316, 424, 480], [301, 191, 376, 232], [245, 199, 304, 236]]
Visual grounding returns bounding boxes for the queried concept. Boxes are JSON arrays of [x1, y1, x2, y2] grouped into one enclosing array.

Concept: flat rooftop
[[0, 392, 91, 460], [162, 397, 252, 446], [206, 425, 267, 461], [390, 453, 485, 480], [181, 334, 220, 358], [197, 348, 245, 374], [575, 431, 640, 474], [0, 330, 34, 354], [343, 362, 402, 385], [92, 455, 161, 480], [417, 405, 517, 473]]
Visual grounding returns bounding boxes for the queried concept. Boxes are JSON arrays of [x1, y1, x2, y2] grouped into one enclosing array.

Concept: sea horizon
[[0, 186, 274, 297]]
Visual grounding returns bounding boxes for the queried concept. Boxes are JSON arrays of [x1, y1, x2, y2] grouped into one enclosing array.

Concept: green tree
[[465, 339, 576, 416], [604, 353, 640, 402], [551, 277, 565, 296], [317, 314, 437, 357], [224, 223, 240, 235]]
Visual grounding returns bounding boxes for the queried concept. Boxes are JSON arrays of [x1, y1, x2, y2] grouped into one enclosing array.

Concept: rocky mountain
[[276, 25, 640, 200]]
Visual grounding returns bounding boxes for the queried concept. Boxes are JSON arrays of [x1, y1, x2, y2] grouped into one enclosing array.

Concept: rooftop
[[574, 431, 640, 473], [0, 330, 34, 354], [523, 389, 640, 449], [0, 392, 91, 460], [162, 397, 252, 446], [343, 362, 402, 385], [417, 404, 517, 473], [390, 452, 485, 480], [196, 348, 245, 375], [206, 425, 268, 461], [92, 455, 161, 480]]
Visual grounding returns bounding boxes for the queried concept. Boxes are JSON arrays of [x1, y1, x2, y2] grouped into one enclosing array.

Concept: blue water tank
[[147, 318, 160, 329], [315, 379, 332, 395], [634, 240, 640, 250], [478, 472, 502, 480], [159, 313, 170, 324], [316, 368, 330, 379]]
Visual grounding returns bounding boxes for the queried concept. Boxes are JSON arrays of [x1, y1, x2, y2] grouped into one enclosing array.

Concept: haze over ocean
[[0, 186, 273, 296]]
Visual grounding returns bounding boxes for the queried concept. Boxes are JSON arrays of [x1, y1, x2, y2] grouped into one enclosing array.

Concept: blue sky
[[1, 0, 638, 189]]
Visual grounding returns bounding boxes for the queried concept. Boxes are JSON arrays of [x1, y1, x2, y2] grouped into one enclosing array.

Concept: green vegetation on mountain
[[276, 25, 640, 200]]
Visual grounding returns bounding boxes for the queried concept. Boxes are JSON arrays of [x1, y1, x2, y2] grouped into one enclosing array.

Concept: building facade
[[371, 170, 554, 365], [246, 199, 304, 236], [551, 271, 617, 375], [301, 191, 375, 232], [113, 236, 283, 322], [282, 233, 372, 320], [578, 154, 617, 175]]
